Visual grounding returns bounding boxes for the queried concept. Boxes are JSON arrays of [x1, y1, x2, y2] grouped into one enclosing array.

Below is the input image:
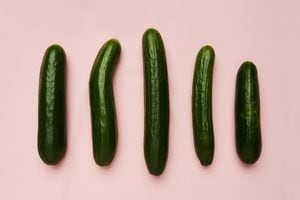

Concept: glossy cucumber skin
[[143, 28, 169, 176], [235, 61, 262, 164], [89, 39, 121, 166], [38, 44, 66, 165], [192, 46, 215, 166]]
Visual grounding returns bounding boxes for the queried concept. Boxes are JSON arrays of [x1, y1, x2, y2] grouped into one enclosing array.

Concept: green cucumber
[[192, 45, 215, 166], [143, 28, 169, 176], [38, 44, 67, 165], [89, 39, 121, 166], [235, 61, 262, 164]]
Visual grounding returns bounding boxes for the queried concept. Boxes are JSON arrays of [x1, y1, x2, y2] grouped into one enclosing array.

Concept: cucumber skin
[[143, 28, 169, 176], [235, 61, 262, 164], [192, 46, 215, 166], [38, 44, 66, 165], [89, 39, 121, 166]]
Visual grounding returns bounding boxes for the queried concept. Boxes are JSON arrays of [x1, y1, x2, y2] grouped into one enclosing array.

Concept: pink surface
[[0, 0, 299, 199]]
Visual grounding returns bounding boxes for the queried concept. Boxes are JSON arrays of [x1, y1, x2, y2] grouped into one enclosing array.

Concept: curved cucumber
[[89, 39, 121, 166], [143, 28, 169, 176], [38, 44, 67, 165], [235, 61, 262, 164], [192, 45, 215, 166]]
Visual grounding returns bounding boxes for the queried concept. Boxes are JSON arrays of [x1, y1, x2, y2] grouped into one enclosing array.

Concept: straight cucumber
[[38, 44, 67, 165], [89, 39, 121, 166], [235, 61, 262, 164], [192, 45, 215, 166], [143, 28, 169, 176]]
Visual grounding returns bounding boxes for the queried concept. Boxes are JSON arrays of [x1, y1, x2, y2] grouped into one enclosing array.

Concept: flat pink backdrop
[[0, 0, 299, 199]]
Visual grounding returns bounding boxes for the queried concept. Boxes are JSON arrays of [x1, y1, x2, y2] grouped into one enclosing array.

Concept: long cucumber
[[143, 28, 169, 176]]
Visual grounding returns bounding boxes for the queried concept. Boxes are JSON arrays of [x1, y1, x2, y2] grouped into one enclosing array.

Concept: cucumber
[[235, 61, 262, 164], [192, 45, 215, 166], [143, 28, 169, 176], [89, 39, 121, 166], [38, 44, 67, 165]]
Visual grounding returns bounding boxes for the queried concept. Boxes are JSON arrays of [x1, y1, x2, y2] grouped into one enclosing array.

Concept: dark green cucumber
[[192, 45, 215, 166], [235, 61, 262, 164], [143, 28, 169, 176], [89, 39, 121, 166], [38, 44, 67, 165]]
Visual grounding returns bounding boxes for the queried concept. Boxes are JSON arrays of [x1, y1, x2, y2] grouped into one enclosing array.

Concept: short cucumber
[[143, 28, 169, 176], [89, 39, 121, 166], [192, 45, 215, 166], [235, 61, 262, 164], [38, 44, 67, 165]]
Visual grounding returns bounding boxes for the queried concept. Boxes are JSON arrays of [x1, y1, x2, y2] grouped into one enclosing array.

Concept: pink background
[[0, 0, 299, 199]]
